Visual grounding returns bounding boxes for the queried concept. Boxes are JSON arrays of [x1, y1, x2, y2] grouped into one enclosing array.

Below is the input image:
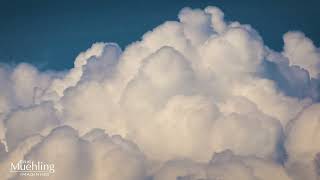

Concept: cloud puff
[[285, 104, 320, 180], [153, 150, 292, 180], [283, 31, 320, 79], [0, 6, 320, 180]]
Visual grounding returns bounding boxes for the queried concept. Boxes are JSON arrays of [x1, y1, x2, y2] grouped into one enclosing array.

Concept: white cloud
[[0, 6, 320, 180], [283, 31, 320, 78]]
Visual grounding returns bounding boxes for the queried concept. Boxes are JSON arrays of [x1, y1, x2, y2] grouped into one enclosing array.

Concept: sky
[[1, 1, 320, 180], [0, 0, 319, 70]]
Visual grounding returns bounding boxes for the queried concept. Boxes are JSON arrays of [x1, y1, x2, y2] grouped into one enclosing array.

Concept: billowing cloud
[[0, 6, 320, 180]]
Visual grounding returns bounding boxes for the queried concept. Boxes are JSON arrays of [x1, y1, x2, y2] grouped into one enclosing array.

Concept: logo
[[10, 160, 55, 177]]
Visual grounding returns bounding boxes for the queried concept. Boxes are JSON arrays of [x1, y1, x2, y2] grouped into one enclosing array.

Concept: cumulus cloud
[[0, 6, 320, 180]]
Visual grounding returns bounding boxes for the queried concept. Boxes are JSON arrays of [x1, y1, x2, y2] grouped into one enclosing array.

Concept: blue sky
[[0, 0, 319, 70]]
